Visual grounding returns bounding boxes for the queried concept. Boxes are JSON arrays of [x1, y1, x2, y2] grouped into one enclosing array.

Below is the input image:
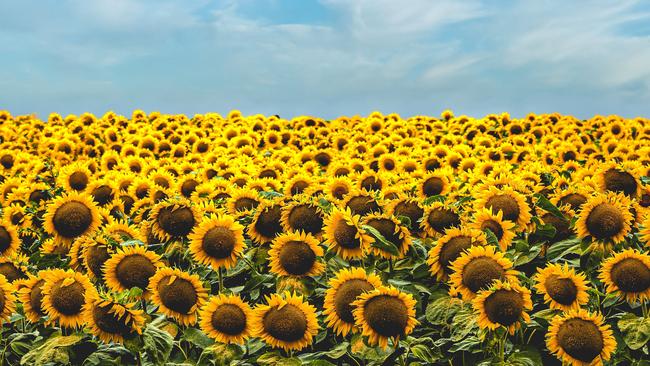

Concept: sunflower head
[[599, 249, 650, 303], [546, 309, 616, 366], [247, 198, 284, 244], [84, 293, 145, 344], [280, 197, 324, 236], [44, 192, 101, 243], [427, 227, 487, 281], [351, 286, 418, 349], [449, 245, 519, 300], [387, 195, 424, 234], [41, 269, 97, 328], [150, 198, 201, 241], [269, 231, 324, 277], [199, 294, 252, 345], [576, 192, 633, 244], [251, 292, 319, 352], [188, 214, 246, 270], [323, 207, 370, 260], [534, 263, 590, 311], [475, 186, 531, 230], [421, 202, 462, 237], [149, 267, 208, 326], [473, 280, 533, 335], [0, 274, 16, 324], [103, 245, 163, 296], [323, 267, 382, 336]]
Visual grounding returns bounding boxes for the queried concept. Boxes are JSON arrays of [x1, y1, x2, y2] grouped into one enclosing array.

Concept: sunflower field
[[0, 109, 649, 366]]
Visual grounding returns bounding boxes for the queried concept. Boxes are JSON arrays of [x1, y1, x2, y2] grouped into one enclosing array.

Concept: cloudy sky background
[[1, 0, 649, 119]]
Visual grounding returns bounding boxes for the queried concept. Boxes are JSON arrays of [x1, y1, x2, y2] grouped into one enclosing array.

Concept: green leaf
[[410, 344, 440, 363], [21, 334, 83, 366], [505, 346, 543, 366], [396, 215, 412, 229], [483, 228, 499, 247], [423, 195, 446, 205], [618, 313, 650, 350], [450, 307, 478, 341], [545, 238, 581, 261], [534, 193, 566, 221], [362, 224, 400, 256], [142, 321, 174, 366], [182, 327, 214, 349], [257, 352, 302, 366], [425, 294, 463, 326]]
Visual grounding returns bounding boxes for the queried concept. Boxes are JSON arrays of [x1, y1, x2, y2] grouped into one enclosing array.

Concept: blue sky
[[1, 0, 649, 119]]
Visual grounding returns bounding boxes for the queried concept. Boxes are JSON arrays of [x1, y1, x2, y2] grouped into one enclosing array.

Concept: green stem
[[642, 301, 648, 318], [218, 267, 224, 293], [498, 331, 506, 364]]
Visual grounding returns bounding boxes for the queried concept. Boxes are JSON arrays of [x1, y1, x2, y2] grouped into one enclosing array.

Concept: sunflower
[[596, 161, 641, 198], [58, 163, 93, 192], [0, 220, 20, 258], [103, 219, 144, 242], [386, 195, 425, 234], [323, 207, 371, 260], [41, 269, 97, 328], [103, 245, 163, 296], [188, 214, 245, 270], [43, 192, 102, 243], [0, 253, 29, 283], [469, 208, 516, 251], [351, 286, 418, 349], [149, 267, 208, 326], [0, 274, 16, 324], [323, 267, 383, 336], [550, 188, 591, 214], [448, 245, 519, 301], [421, 202, 462, 237], [269, 231, 324, 277], [546, 309, 616, 366], [17, 270, 56, 323], [533, 263, 589, 311], [280, 197, 324, 236], [474, 186, 532, 230], [82, 235, 115, 280], [575, 192, 633, 244], [598, 249, 650, 303], [325, 177, 354, 202], [251, 292, 319, 352], [83, 293, 145, 344], [149, 198, 201, 241], [363, 213, 412, 259], [427, 227, 487, 281], [417, 171, 451, 198], [198, 294, 252, 345], [473, 280, 532, 335], [247, 198, 284, 244], [226, 188, 260, 216], [343, 189, 382, 217]]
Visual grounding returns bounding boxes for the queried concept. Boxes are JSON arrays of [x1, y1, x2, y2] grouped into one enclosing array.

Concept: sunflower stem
[[218, 267, 224, 293], [642, 301, 648, 318]]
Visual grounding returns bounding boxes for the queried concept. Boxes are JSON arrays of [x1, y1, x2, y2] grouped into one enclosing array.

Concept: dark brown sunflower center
[[50, 280, 86, 315], [211, 303, 247, 335], [254, 206, 283, 240], [68, 172, 89, 191], [585, 203, 624, 239], [485, 195, 520, 223], [557, 318, 604, 363], [394, 201, 424, 232], [483, 289, 524, 326], [603, 169, 637, 196], [0, 226, 13, 253], [181, 179, 199, 198], [157, 277, 198, 314], [610, 258, 650, 293], [558, 193, 587, 212], [263, 304, 307, 342], [154, 177, 170, 188], [202, 226, 236, 259], [334, 279, 374, 323], [92, 185, 114, 206], [462, 257, 506, 293], [346, 196, 381, 217], [93, 304, 133, 336], [333, 220, 361, 249], [115, 254, 156, 290], [278, 241, 316, 275], [86, 245, 110, 279], [234, 197, 259, 212], [332, 185, 349, 200], [422, 177, 444, 197], [53, 201, 93, 238], [0, 262, 25, 282], [365, 218, 402, 248], [361, 176, 382, 191], [544, 275, 578, 305], [439, 236, 473, 274], [287, 204, 323, 235], [427, 208, 461, 234], [481, 220, 504, 240], [157, 206, 196, 237], [29, 190, 48, 204], [290, 181, 309, 195], [541, 213, 571, 242], [30, 279, 46, 316], [364, 295, 408, 337]]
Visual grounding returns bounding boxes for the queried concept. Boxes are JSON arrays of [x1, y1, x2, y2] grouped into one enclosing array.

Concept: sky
[[1, 0, 649, 120]]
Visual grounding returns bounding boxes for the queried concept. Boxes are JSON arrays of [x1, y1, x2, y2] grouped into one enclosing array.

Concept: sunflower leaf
[[362, 225, 400, 257], [142, 321, 174, 366], [533, 194, 566, 221], [618, 313, 650, 350], [483, 228, 499, 247]]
